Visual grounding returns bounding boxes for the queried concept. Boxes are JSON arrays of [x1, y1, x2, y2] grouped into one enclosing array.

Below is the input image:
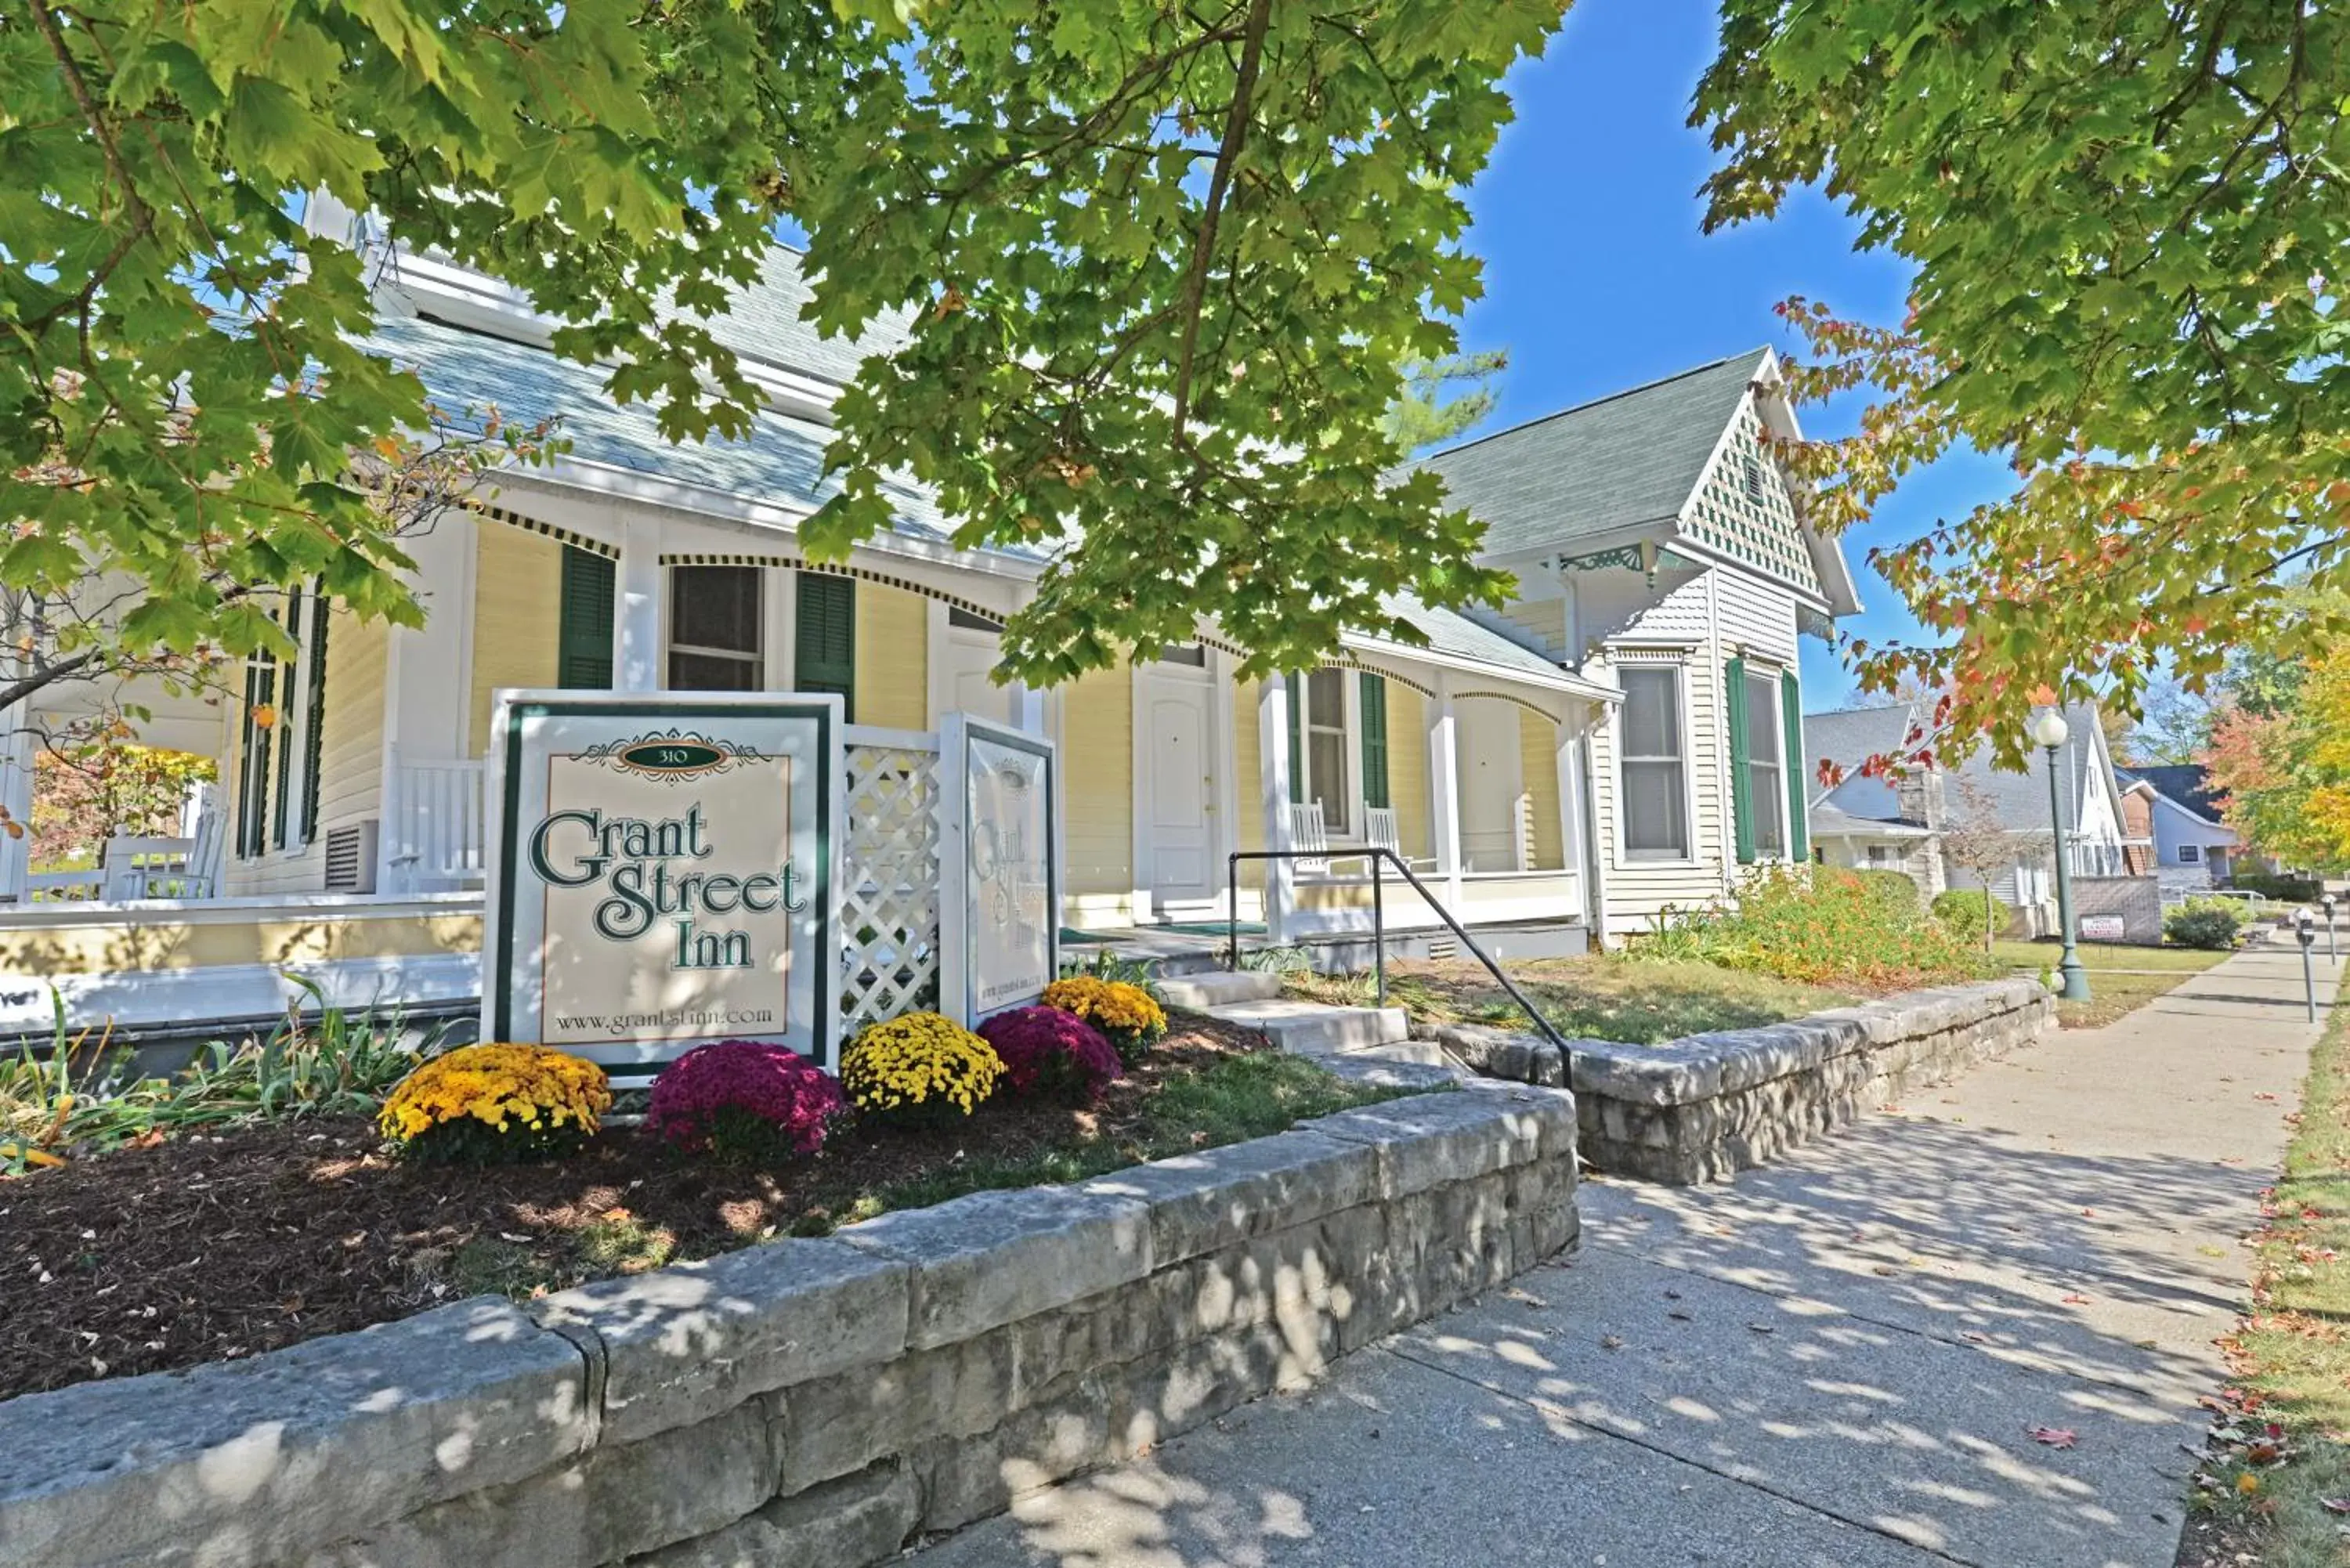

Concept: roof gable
[[1415, 349, 1772, 562]]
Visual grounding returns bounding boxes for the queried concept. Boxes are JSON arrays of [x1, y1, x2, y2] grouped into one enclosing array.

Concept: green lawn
[[1988, 938, 2233, 974], [1287, 954, 1854, 1046], [2176, 1001, 2350, 1568], [1986, 938, 2231, 1029]]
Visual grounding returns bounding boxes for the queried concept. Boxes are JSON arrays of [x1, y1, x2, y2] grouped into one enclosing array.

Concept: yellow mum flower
[[379, 1044, 611, 1164], [841, 1012, 1001, 1124]]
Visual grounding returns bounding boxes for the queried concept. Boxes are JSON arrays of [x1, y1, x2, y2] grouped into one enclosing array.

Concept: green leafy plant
[[1852, 869, 1922, 916], [1060, 947, 1157, 988], [2165, 898, 2247, 952], [1932, 889, 2011, 945], [1693, 5, 2349, 754], [1643, 866, 1994, 990]]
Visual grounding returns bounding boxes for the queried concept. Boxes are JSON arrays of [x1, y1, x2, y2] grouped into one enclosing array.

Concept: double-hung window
[[1743, 667, 1786, 859], [1618, 667, 1688, 859], [668, 565, 763, 690], [1286, 668, 1354, 836]]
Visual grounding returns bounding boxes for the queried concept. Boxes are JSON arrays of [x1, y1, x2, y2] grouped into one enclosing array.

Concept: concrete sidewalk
[[910, 946, 2338, 1568]]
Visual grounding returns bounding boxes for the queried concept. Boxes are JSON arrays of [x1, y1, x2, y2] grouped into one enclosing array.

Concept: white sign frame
[[938, 714, 1061, 1024], [483, 690, 843, 1073], [2077, 914, 2127, 942]]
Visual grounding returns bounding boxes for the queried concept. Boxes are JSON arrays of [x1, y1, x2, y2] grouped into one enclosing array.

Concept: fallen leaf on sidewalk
[[2256, 1093, 2280, 1103], [2063, 1293, 2093, 1305], [2028, 1426, 2078, 1449], [1600, 1335, 1624, 1350], [1747, 1322, 1775, 1334]]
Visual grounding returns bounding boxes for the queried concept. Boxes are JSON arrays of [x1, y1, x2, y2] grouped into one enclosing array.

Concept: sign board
[[2077, 914, 2127, 942], [939, 714, 1059, 1024], [484, 693, 840, 1073]]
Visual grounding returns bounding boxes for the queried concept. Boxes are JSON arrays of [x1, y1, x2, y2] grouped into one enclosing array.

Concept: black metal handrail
[[1225, 847, 1571, 1073]]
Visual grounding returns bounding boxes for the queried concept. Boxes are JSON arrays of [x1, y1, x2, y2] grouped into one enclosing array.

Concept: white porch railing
[[385, 757, 487, 891]]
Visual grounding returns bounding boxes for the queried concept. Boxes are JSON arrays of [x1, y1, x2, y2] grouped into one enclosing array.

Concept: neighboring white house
[[1420, 349, 1864, 939], [1804, 700, 2135, 933], [2119, 765, 2240, 893]]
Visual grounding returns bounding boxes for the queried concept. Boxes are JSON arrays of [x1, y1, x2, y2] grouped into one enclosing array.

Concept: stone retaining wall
[[0, 1073, 1576, 1568], [1429, 977, 2053, 1184]]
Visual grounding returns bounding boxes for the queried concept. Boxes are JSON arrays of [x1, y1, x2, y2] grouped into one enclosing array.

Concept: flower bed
[[0, 1010, 1410, 1403]]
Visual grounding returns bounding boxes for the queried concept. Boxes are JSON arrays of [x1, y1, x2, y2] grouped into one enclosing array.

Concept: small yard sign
[[485, 693, 840, 1073], [2077, 914, 2127, 942], [939, 714, 1059, 1023]]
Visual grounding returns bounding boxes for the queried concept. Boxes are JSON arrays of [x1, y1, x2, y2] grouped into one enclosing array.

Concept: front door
[[1139, 668, 1217, 911]]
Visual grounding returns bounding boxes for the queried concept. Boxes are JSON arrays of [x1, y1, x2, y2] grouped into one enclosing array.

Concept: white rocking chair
[[1364, 807, 1440, 875]]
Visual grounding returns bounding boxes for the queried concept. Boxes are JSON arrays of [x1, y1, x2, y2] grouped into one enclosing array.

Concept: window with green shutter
[[1283, 674, 1303, 805], [236, 649, 275, 859], [301, 592, 331, 841], [1726, 656, 1755, 865], [558, 546, 616, 689], [1781, 669, 1809, 861], [1359, 671, 1390, 810], [795, 572, 855, 720], [271, 587, 302, 851]]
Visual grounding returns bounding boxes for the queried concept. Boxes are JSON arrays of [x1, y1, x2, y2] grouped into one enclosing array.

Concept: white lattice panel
[[839, 736, 942, 1039]]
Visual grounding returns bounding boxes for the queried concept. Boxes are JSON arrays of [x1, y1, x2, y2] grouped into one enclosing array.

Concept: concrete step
[[1203, 998, 1410, 1056], [1155, 970, 1285, 1009]]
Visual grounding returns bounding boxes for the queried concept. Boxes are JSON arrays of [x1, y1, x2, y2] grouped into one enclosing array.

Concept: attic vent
[[324, 822, 378, 894], [1424, 935, 1459, 963], [1741, 453, 1765, 504]]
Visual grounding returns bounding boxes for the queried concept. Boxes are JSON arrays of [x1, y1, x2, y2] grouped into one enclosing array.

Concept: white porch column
[[615, 517, 663, 692], [1007, 681, 1049, 736], [1426, 674, 1464, 911], [0, 702, 32, 901], [1558, 709, 1608, 945], [1257, 677, 1296, 942]]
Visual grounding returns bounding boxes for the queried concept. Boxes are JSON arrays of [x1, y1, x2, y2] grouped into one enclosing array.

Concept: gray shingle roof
[[360, 313, 964, 549], [1947, 705, 2106, 830], [2120, 764, 2224, 821], [1350, 591, 1578, 688], [1802, 703, 1918, 818], [663, 246, 914, 385], [1415, 349, 1772, 561]]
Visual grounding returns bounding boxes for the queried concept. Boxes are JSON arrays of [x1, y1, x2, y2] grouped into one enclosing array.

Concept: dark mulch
[[0, 1012, 1283, 1403]]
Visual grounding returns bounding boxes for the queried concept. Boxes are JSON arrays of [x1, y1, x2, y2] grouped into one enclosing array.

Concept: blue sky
[[1455, 0, 2016, 707]]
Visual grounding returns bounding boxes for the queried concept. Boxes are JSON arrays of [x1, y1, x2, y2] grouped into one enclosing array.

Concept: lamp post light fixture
[[2030, 707, 2092, 1003]]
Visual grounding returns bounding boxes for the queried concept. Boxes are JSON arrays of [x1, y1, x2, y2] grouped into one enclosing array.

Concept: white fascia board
[[1340, 636, 1619, 706], [497, 460, 1045, 591]]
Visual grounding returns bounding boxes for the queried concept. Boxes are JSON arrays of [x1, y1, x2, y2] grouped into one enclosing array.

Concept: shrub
[[378, 1044, 610, 1163], [1932, 887, 2010, 944], [2232, 869, 2321, 903], [1853, 869, 1922, 915], [976, 1006, 1124, 1103], [2166, 897, 2247, 950], [646, 1040, 845, 1159], [1642, 865, 1993, 989], [1042, 976, 1168, 1065], [841, 1011, 1002, 1125]]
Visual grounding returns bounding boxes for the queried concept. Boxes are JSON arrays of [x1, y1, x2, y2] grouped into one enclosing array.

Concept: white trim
[[0, 890, 483, 930]]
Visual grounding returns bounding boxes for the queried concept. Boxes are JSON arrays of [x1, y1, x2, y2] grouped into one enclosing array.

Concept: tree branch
[[1168, 0, 1273, 443]]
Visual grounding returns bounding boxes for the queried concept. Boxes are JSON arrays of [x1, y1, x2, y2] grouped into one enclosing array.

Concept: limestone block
[[836, 1187, 1152, 1350], [626, 1461, 919, 1568], [0, 1296, 590, 1568], [772, 1329, 1014, 1496], [1077, 1130, 1376, 1267], [533, 1237, 910, 1445], [1304, 1088, 1555, 1198], [306, 1400, 779, 1568]]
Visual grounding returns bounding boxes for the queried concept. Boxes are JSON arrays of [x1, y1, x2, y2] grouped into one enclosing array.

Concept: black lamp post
[[2030, 708, 2091, 1002]]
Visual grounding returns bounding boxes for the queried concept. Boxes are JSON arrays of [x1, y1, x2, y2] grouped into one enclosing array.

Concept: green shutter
[[1781, 668, 1808, 862], [1726, 656, 1755, 865], [557, 546, 616, 689], [1359, 671, 1390, 810], [1284, 674, 1303, 804], [302, 589, 331, 841], [795, 572, 855, 720]]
